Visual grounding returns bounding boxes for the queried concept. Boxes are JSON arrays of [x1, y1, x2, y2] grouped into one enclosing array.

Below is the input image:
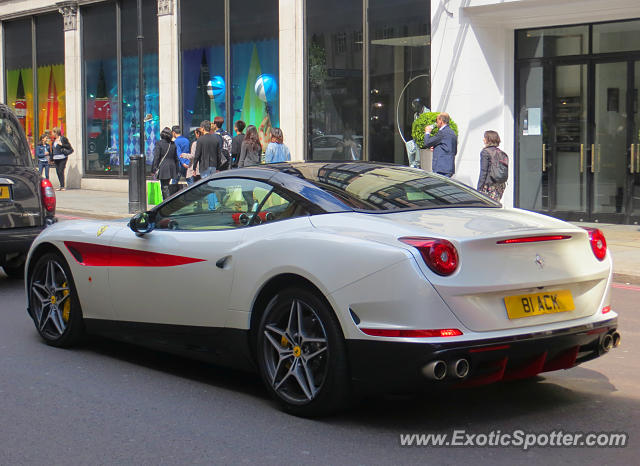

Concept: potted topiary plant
[[411, 112, 459, 170]]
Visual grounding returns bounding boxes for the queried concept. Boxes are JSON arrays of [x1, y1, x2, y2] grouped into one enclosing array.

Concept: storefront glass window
[[368, 0, 430, 164], [83, 2, 119, 174], [121, 0, 159, 172], [593, 20, 640, 54], [35, 13, 65, 142], [180, 0, 226, 135], [516, 26, 588, 59], [307, 0, 363, 161], [230, 0, 279, 151], [4, 19, 34, 153]]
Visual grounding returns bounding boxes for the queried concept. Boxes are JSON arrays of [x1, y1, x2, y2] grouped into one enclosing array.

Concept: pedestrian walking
[[36, 134, 51, 179], [184, 128, 202, 186], [423, 112, 457, 177], [477, 130, 508, 202], [152, 127, 180, 200], [238, 125, 262, 167], [231, 120, 246, 168], [172, 125, 190, 184], [213, 116, 232, 170], [264, 127, 291, 163], [51, 127, 73, 191], [192, 120, 222, 178]]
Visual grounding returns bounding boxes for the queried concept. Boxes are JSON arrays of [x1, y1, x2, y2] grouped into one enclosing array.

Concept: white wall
[[430, 0, 640, 208]]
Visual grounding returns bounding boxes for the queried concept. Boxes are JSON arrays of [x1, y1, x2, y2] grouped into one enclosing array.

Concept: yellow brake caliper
[[61, 282, 71, 322]]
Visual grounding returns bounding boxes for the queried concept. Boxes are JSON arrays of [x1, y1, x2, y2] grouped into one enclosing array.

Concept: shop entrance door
[[517, 59, 640, 224]]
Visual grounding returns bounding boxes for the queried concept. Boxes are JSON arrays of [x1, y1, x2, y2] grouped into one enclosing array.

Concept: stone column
[[57, 1, 83, 189], [278, 0, 305, 161], [157, 0, 180, 130]]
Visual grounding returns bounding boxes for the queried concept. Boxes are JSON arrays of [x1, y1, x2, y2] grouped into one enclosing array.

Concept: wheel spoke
[[38, 305, 53, 331], [293, 362, 313, 400], [295, 300, 304, 339], [49, 308, 66, 335], [46, 261, 56, 290], [285, 299, 298, 340], [32, 281, 48, 295], [264, 330, 292, 356], [56, 292, 71, 307], [300, 358, 319, 398], [53, 285, 70, 294], [31, 286, 49, 305], [274, 359, 296, 391], [304, 345, 327, 362]]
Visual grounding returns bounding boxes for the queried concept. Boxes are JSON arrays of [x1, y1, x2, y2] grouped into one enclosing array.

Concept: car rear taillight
[[399, 237, 459, 276], [360, 328, 463, 338], [40, 178, 56, 214], [582, 227, 607, 261]]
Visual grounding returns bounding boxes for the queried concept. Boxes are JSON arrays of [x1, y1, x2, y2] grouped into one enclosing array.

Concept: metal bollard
[[128, 154, 147, 214]]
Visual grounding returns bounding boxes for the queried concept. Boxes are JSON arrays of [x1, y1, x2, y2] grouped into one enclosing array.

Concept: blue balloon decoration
[[207, 76, 226, 101], [255, 74, 278, 102]]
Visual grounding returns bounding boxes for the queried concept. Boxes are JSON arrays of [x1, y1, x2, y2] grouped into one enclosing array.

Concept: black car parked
[[0, 103, 56, 278]]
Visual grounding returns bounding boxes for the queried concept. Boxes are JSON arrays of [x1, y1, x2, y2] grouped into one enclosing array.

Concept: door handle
[[591, 144, 595, 173], [632, 144, 636, 174], [580, 144, 584, 173], [215, 256, 231, 269], [542, 144, 546, 172]]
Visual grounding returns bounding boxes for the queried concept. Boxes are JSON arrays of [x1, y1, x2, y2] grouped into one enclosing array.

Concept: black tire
[[256, 287, 350, 417], [28, 252, 84, 347], [2, 261, 25, 279]]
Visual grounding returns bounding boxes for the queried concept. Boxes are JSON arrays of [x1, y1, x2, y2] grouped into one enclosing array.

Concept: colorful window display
[[4, 19, 35, 153], [230, 0, 279, 150], [82, 0, 159, 176], [181, 0, 279, 144]]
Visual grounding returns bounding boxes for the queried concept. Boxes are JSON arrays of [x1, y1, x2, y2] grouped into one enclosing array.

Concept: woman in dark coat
[[477, 130, 506, 202], [238, 125, 262, 167], [152, 127, 180, 200]]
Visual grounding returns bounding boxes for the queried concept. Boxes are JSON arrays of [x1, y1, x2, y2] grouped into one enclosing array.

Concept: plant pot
[[420, 148, 432, 171]]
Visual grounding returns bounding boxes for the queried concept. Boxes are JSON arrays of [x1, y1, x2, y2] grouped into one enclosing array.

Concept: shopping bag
[[147, 180, 162, 205]]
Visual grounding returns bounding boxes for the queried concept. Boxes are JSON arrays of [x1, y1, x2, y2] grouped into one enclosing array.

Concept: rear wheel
[[256, 288, 350, 417], [28, 252, 84, 347]]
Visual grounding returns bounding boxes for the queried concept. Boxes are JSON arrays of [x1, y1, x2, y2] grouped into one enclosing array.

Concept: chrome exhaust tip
[[612, 331, 621, 348], [422, 360, 447, 381], [601, 334, 613, 352], [452, 359, 470, 379]]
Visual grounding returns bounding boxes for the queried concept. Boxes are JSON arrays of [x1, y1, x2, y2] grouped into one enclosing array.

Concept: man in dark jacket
[[424, 112, 457, 177], [231, 120, 245, 168], [192, 120, 222, 178]]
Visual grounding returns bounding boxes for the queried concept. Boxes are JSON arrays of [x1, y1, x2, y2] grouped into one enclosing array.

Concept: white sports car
[[25, 162, 620, 416]]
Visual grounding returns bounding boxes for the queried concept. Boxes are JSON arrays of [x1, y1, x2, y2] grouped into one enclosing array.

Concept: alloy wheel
[[30, 258, 72, 340]]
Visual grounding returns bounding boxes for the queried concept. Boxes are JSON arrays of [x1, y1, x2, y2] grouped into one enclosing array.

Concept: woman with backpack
[[477, 130, 508, 202], [152, 127, 180, 200]]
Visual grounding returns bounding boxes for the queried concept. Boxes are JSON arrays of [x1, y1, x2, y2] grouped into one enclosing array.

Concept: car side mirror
[[129, 211, 155, 236]]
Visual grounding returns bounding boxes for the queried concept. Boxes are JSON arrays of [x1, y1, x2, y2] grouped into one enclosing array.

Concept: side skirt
[[84, 319, 256, 372]]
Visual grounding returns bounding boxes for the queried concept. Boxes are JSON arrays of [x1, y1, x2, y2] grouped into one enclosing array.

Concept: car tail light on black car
[[399, 237, 459, 276], [582, 227, 607, 261], [40, 178, 56, 216]]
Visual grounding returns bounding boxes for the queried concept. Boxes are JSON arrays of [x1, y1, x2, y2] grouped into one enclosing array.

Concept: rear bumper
[[346, 318, 619, 392], [0, 225, 47, 258]]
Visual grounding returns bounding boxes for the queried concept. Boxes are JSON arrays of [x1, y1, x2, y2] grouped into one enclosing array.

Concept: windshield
[[293, 163, 499, 211]]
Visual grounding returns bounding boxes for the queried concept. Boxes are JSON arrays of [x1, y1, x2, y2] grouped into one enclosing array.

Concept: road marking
[[612, 283, 640, 292]]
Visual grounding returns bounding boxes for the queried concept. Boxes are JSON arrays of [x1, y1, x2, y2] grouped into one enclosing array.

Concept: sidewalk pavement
[[54, 188, 640, 284]]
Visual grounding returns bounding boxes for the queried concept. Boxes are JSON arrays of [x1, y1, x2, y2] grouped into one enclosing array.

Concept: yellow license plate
[[0, 186, 10, 200], [504, 290, 575, 319]]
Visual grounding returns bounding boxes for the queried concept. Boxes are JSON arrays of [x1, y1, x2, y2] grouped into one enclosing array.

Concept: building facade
[[2, 0, 640, 223]]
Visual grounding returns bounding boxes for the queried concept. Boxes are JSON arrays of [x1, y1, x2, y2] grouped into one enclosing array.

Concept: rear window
[[300, 163, 499, 211], [0, 115, 31, 166]]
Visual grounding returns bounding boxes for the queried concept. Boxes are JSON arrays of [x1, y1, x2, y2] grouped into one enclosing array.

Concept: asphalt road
[[0, 272, 638, 465]]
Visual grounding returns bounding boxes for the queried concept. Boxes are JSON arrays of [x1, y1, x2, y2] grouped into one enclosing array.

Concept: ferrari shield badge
[[96, 225, 108, 237]]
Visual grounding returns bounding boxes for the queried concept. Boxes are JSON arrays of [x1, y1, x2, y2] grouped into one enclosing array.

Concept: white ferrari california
[[24, 162, 620, 416]]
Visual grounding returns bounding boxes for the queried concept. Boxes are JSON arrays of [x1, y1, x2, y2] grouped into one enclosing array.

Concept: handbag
[[61, 137, 74, 156], [154, 144, 171, 179]]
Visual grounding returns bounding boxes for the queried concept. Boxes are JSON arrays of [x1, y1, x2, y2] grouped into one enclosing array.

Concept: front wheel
[[256, 288, 350, 417], [28, 252, 84, 347]]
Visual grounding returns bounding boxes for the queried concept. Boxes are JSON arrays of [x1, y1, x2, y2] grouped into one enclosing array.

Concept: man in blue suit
[[424, 113, 457, 177]]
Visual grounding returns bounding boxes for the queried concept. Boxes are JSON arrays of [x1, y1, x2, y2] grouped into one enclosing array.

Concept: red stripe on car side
[[64, 241, 206, 267]]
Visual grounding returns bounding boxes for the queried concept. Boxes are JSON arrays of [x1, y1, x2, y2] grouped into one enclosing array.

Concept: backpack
[[488, 147, 509, 183], [216, 130, 233, 170]]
